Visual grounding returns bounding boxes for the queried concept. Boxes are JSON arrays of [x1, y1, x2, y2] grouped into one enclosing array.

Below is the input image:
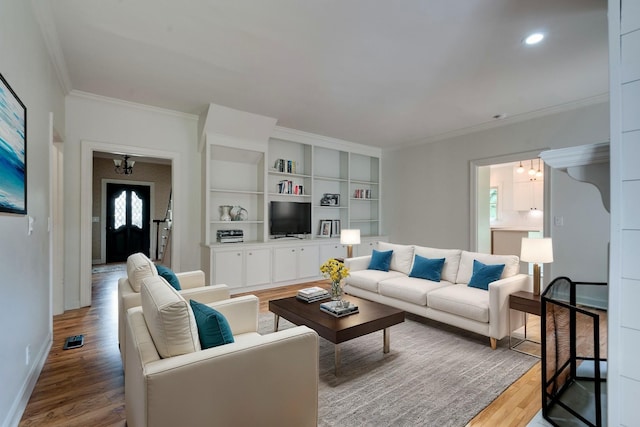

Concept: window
[[489, 187, 498, 221]]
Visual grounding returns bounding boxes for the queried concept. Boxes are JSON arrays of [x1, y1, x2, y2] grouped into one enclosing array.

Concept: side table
[[509, 290, 541, 357]]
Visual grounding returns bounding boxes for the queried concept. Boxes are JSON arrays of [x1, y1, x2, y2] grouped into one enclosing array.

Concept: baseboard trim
[[3, 332, 52, 427]]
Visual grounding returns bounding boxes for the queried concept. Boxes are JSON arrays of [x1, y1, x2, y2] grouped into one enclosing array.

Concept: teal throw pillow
[[189, 300, 235, 349], [468, 259, 505, 291], [409, 255, 446, 282], [156, 264, 181, 290], [368, 249, 393, 272]]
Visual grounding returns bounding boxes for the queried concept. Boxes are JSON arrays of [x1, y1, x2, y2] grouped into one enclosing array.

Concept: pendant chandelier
[[114, 155, 135, 175]]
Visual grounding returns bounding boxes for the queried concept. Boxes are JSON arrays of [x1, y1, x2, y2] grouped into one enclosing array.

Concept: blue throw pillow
[[368, 249, 393, 271], [189, 300, 235, 349], [156, 264, 181, 290], [409, 255, 446, 282], [468, 260, 505, 291]]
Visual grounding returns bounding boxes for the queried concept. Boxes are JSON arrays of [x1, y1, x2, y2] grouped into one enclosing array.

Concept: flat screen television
[[269, 201, 311, 237]]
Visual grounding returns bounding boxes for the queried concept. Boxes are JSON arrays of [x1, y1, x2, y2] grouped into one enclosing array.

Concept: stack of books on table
[[296, 286, 330, 303], [320, 300, 359, 317]]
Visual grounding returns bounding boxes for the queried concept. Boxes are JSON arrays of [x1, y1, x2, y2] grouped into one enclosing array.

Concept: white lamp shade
[[520, 238, 554, 263], [113, 159, 122, 167], [340, 229, 361, 245]]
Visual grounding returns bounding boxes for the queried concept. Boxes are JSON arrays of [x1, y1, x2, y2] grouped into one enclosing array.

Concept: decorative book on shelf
[[297, 286, 330, 303], [320, 300, 359, 317]]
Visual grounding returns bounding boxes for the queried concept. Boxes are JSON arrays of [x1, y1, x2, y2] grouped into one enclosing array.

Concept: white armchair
[[125, 277, 319, 427], [118, 253, 230, 365]]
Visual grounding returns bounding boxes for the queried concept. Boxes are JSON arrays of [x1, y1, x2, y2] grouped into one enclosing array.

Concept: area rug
[[258, 312, 537, 427]]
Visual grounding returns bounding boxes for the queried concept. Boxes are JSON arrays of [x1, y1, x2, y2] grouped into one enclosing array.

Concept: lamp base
[[346, 245, 353, 258], [533, 263, 541, 296]]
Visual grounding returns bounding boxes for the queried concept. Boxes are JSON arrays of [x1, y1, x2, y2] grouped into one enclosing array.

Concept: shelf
[[210, 220, 264, 224], [314, 175, 348, 183], [268, 193, 311, 198], [210, 188, 264, 195], [350, 179, 379, 185], [350, 219, 380, 223], [314, 205, 348, 209], [350, 198, 379, 202], [268, 170, 311, 179]]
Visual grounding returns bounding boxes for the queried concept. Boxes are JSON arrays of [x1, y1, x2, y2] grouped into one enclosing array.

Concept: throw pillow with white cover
[[377, 241, 415, 274], [141, 275, 201, 358]]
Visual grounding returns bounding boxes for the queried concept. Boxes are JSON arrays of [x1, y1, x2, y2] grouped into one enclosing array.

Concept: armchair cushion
[[141, 276, 200, 358], [156, 264, 181, 290], [189, 299, 234, 349], [127, 252, 158, 292]]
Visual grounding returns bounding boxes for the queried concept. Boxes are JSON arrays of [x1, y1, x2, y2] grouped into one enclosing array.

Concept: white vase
[[219, 205, 232, 221]]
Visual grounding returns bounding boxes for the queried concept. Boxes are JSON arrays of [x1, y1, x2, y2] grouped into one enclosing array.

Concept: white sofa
[[118, 252, 230, 364], [125, 276, 319, 427], [344, 242, 530, 349]]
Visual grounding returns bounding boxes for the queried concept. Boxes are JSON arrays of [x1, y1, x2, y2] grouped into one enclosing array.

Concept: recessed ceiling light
[[493, 113, 507, 120], [524, 33, 544, 45]]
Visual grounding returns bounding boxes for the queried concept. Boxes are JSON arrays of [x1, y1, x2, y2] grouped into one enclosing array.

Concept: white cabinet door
[[298, 245, 320, 279], [245, 248, 271, 286], [532, 181, 544, 210], [320, 243, 347, 261], [273, 247, 298, 282], [513, 181, 532, 211], [213, 249, 243, 288], [356, 239, 378, 257]]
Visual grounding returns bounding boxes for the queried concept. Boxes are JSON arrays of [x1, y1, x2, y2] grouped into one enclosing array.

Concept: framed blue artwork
[[0, 73, 27, 215]]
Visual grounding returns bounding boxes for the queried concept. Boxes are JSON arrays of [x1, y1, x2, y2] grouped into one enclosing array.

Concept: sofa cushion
[[456, 251, 519, 284], [189, 299, 235, 349], [377, 242, 414, 275], [409, 255, 445, 282], [414, 246, 462, 284], [468, 260, 505, 291], [127, 252, 158, 292], [379, 276, 452, 306], [156, 264, 181, 291], [345, 269, 406, 293], [141, 276, 201, 358], [427, 285, 490, 323], [368, 249, 393, 271]]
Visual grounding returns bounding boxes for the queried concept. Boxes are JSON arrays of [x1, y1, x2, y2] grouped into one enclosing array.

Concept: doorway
[[106, 183, 151, 262], [470, 150, 550, 254]]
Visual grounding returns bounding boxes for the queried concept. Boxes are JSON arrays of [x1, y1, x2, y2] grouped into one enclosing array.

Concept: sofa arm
[[206, 295, 260, 335], [345, 255, 371, 272], [135, 326, 319, 427], [488, 274, 531, 340], [179, 284, 230, 304], [175, 270, 205, 289]]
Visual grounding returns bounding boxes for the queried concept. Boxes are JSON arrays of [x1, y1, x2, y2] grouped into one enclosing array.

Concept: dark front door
[[106, 183, 151, 262]]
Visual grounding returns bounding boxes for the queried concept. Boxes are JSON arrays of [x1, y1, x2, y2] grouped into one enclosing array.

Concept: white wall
[[382, 102, 610, 285], [0, 1, 65, 425], [64, 93, 200, 309]]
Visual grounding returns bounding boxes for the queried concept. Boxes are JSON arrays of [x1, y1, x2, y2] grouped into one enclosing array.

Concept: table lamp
[[340, 229, 361, 258], [520, 237, 554, 296]]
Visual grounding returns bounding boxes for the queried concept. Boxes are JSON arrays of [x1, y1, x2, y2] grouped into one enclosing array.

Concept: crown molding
[[68, 90, 199, 121], [273, 126, 382, 157], [30, 0, 72, 94], [388, 93, 610, 151]]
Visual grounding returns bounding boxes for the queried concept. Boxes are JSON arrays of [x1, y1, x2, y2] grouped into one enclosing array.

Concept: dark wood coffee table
[[269, 295, 405, 374]]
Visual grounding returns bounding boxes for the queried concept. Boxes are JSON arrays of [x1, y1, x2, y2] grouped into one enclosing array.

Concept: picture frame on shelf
[[319, 220, 332, 237], [331, 220, 341, 237], [320, 193, 340, 206]]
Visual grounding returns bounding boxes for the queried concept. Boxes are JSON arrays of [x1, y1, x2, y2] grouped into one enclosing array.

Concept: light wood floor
[[20, 269, 542, 426]]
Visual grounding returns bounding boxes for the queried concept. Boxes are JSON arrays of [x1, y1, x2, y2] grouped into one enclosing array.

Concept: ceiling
[[38, 0, 609, 149]]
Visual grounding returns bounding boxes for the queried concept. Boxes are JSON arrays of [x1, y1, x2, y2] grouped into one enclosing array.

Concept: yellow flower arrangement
[[320, 258, 350, 284]]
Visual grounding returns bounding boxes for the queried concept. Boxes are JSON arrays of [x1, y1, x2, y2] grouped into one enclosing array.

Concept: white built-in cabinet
[[201, 127, 385, 291], [513, 180, 544, 211]]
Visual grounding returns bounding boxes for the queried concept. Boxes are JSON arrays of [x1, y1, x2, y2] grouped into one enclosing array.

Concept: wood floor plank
[[20, 271, 542, 426]]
